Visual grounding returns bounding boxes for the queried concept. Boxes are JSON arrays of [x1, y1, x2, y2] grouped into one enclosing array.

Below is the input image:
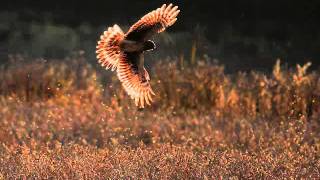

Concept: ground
[[0, 55, 319, 179]]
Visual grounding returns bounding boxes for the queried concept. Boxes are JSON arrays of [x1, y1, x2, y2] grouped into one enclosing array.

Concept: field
[[0, 53, 319, 179]]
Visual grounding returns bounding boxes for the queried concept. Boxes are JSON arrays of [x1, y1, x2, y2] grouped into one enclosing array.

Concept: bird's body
[[96, 4, 180, 108], [119, 40, 156, 52]]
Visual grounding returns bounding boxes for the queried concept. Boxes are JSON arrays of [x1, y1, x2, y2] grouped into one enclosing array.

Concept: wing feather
[[125, 3, 180, 42], [96, 24, 124, 71], [117, 52, 155, 108]]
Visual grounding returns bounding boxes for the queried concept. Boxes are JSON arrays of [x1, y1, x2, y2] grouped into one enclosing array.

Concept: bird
[[96, 4, 180, 108]]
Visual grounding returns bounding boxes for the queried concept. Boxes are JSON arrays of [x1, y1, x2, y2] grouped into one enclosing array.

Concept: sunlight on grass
[[0, 54, 319, 178]]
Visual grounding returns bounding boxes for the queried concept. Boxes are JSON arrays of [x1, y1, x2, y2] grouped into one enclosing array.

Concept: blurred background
[[1, 1, 320, 177], [1, 0, 319, 72]]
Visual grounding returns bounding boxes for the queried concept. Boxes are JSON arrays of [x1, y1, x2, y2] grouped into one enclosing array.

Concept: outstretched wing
[[125, 4, 180, 42], [96, 24, 124, 71], [117, 52, 155, 108]]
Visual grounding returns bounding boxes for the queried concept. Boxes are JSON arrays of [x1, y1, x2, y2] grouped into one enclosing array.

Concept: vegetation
[[0, 53, 319, 179], [3, 11, 317, 72]]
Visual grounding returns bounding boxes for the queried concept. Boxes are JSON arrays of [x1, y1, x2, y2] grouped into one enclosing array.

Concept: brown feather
[[96, 24, 124, 71], [125, 3, 180, 42], [117, 52, 154, 108]]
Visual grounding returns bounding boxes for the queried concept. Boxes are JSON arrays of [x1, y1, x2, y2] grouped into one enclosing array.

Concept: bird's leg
[[138, 53, 145, 72], [119, 40, 144, 52], [137, 53, 148, 82]]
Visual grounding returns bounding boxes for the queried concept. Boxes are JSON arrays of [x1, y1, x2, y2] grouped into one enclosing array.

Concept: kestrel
[[96, 4, 180, 108]]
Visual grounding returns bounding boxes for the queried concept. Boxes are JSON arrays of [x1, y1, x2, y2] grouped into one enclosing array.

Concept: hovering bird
[[96, 4, 180, 108]]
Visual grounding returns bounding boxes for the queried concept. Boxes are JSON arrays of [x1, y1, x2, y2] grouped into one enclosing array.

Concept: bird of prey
[[96, 4, 180, 108]]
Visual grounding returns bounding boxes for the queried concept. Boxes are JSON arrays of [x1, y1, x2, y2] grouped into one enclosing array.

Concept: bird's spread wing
[[117, 52, 155, 108], [96, 24, 124, 71], [125, 4, 180, 42]]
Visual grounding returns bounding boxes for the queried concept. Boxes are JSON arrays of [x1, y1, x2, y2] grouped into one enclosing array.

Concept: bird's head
[[143, 40, 156, 52]]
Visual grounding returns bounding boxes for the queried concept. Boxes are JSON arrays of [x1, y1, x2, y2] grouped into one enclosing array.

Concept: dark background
[[1, 0, 320, 71]]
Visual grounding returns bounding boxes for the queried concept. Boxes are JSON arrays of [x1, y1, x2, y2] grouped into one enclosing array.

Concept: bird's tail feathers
[[96, 24, 124, 71]]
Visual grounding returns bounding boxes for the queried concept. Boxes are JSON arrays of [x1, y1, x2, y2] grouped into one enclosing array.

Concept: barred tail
[[96, 24, 124, 71]]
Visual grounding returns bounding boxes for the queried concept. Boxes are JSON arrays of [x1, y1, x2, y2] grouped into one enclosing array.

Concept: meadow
[[0, 52, 319, 179]]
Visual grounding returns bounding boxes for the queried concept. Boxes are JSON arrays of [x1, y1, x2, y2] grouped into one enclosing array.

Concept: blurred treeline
[[1, 0, 320, 71]]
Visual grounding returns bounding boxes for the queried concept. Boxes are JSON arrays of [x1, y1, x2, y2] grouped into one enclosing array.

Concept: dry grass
[[0, 54, 319, 179]]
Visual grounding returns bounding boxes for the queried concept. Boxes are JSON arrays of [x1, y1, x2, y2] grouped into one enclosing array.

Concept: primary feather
[[96, 24, 124, 71]]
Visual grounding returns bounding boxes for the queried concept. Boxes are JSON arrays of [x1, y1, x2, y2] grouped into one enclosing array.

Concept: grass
[[0, 54, 319, 179]]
